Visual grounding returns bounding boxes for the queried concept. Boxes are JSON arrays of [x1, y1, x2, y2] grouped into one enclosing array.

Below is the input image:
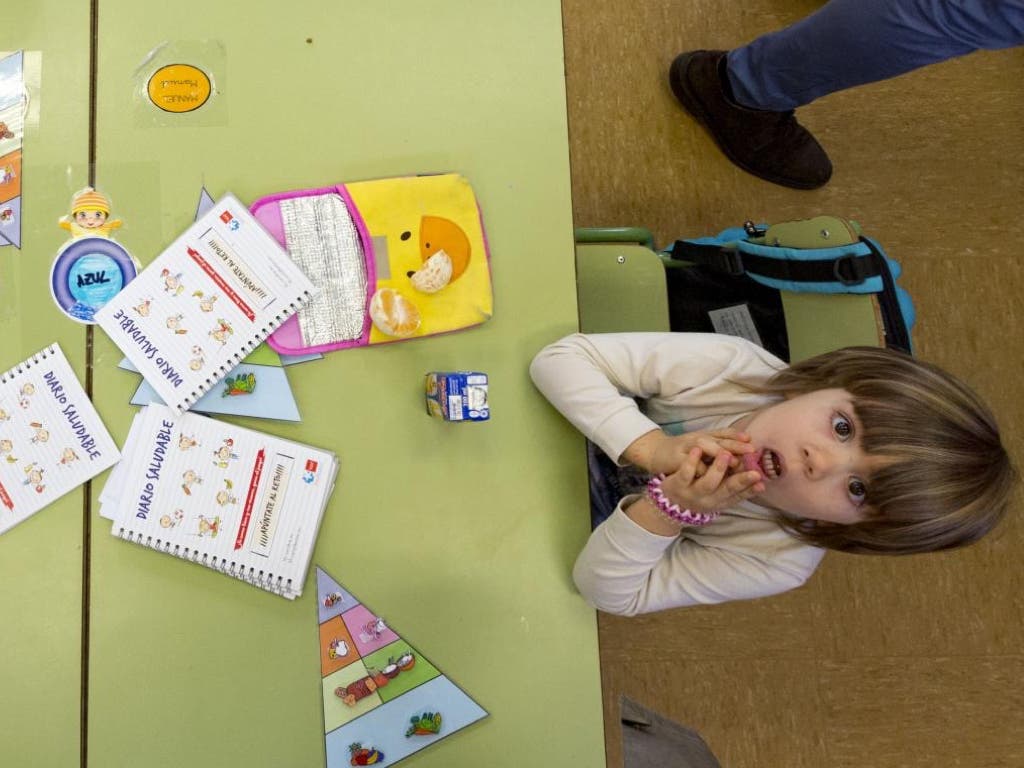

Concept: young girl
[[530, 332, 1015, 616]]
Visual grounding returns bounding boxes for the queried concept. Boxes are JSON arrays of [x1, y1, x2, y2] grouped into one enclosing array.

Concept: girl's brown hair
[[757, 347, 1016, 554]]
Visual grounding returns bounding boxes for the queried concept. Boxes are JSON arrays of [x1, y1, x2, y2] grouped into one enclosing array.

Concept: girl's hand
[[627, 428, 755, 476], [623, 447, 764, 537], [660, 447, 764, 515]]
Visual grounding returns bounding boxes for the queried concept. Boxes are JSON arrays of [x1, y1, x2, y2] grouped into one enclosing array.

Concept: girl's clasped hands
[[627, 429, 765, 534]]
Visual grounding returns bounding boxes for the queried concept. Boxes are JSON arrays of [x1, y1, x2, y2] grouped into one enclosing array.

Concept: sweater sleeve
[[529, 332, 782, 463], [572, 502, 821, 616]]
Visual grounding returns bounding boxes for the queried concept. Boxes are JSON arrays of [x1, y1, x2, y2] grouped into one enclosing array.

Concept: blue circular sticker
[[51, 237, 138, 323]]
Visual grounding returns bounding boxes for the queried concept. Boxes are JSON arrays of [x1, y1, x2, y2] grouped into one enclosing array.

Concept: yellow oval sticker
[[147, 64, 212, 113]]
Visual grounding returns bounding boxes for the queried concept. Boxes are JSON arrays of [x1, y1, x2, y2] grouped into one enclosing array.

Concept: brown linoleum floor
[[561, 2, 1024, 766]]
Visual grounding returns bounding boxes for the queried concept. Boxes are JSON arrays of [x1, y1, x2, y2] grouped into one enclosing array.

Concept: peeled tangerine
[[369, 287, 421, 337], [409, 250, 453, 294]]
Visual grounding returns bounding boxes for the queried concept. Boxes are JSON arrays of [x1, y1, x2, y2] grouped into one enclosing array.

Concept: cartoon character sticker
[[178, 433, 200, 451], [161, 268, 185, 296], [18, 383, 34, 409], [215, 479, 236, 507], [22, 462, 45, 493], [181, 469, 203, 495], [59, 448, 80, 465], [58, 187, 123, 240], [28, 422, 48, 443], [197, 514, 221, 537], [0, 438, 17, 463], [189, 346, 205, 371], [166, 313, 187, 334], [211, 438, 238, 468], [134, 298, 152, 317], [160, 509, 184, 529], [192, 290, 218, 312], [209, 318, 233, 346]]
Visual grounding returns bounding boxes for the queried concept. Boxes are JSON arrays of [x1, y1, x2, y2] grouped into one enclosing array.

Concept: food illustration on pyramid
[[315, 567, 487, 766]]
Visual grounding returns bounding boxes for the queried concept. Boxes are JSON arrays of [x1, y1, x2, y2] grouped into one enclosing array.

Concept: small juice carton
[[425, 372, 489, 421]]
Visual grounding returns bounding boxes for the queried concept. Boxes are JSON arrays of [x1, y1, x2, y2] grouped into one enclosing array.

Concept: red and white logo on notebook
[[219, 210, 233, 224]]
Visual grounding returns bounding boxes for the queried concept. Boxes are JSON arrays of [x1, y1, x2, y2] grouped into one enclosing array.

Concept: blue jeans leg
[[726, 0, 1024, 111], [587, 441, 650, 530]]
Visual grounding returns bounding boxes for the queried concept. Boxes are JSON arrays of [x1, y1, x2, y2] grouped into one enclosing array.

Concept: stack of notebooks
[[0, 192, 341, 599], [91, 192, 336, 599], [99, 404, 337, 599]]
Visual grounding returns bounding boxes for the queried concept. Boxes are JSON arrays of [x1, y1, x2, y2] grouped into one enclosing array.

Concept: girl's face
[[736, 388, 888, 524]]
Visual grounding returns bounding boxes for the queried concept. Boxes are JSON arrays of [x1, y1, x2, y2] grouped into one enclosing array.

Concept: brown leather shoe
[[669, 50, 832, 190]]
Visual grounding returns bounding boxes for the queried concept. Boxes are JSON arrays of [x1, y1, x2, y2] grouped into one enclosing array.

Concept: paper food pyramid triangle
[[315, 566, 487, 766]]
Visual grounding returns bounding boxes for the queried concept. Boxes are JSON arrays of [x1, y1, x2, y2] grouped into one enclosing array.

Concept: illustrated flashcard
[[120, 345, 303, 422], [0, 50, 26, 249], [315, 567, 487, 767]]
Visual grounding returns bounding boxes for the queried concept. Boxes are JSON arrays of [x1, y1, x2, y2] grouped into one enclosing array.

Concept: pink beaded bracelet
[[645, 475, 719, 526]]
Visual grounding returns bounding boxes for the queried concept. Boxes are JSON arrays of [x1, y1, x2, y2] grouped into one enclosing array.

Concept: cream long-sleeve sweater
[[530, 332, 825, 615]]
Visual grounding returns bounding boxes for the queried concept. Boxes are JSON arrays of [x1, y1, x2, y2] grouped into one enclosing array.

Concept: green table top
[[2, 3, 604, 766]]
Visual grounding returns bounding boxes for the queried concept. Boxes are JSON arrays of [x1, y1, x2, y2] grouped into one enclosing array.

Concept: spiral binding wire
[[178, 289, 314, 412], [116, 527, 295, 597], [1, 344, 57, 385]]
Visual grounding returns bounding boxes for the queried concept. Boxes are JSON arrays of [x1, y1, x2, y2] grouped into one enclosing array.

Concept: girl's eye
[[848, 477, 867, 504], [831, 413, 853, 441]]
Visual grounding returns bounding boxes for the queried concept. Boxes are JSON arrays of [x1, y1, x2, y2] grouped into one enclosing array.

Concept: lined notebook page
[[0, 343, 120, 535], [95, 193, 316, 413]]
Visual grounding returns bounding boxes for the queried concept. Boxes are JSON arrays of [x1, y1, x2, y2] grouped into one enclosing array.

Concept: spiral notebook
[[0, 343, 120, 536], [94, 193, 316, 414], [99, 404, 337, 599]]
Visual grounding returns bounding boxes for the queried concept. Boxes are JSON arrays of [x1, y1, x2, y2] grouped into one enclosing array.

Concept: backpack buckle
[[743, 220, 767, 237], [833, 254, 869, 286]]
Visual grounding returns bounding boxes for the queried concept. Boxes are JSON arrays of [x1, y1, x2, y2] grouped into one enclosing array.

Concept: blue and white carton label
[[425, 372, 489, 422]]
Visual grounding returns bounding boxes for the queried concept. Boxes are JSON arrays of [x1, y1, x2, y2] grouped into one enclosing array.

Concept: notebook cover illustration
[[94, 192, 316, 414], [100, 404, 337, 598], [315, 566, 487, 766], [0, 343, 120, 535], [250, 173, 492, 354]]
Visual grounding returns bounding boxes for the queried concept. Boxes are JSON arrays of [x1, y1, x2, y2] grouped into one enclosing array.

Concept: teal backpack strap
[[666, 228, 884, 293], [662, 219, 915, 354]]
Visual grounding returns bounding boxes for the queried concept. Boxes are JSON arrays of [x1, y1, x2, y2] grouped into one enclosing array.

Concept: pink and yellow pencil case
[[250, 173, 493, 354]]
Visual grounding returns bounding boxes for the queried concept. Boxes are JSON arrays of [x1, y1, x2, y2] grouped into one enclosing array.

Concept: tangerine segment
[[369, 287, 421, 337], [420, 216, 470, 280]]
